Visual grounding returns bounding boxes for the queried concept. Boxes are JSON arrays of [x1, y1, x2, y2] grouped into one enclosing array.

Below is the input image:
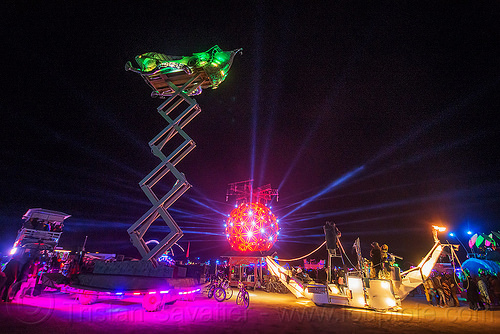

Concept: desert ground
[[0, 289, 498, 334]]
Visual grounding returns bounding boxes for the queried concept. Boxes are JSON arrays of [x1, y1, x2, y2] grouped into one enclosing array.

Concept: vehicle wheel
[[225, 287, 233, 300], [142, 294, 164, 312], [236, 292, 242, 305], [214, 287, 226, 302], [79, 292, 98, 305], [242, 291, 250, 309], [207, 285, 215, 299]]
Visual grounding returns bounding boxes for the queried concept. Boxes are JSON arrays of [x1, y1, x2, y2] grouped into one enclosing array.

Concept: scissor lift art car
[[125, 45, 242, 266], [64, 46, 242, 312]]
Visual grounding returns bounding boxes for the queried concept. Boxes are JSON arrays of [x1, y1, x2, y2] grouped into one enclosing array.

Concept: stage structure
[[225, 180, 279, 252], [126, 46, 242, 266]]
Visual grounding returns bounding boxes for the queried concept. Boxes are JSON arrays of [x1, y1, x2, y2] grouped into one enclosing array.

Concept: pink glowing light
[[225, 202, 279, 252]]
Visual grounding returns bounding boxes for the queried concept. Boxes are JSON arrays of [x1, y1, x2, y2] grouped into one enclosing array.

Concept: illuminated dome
[[225, 202, 279, 252]]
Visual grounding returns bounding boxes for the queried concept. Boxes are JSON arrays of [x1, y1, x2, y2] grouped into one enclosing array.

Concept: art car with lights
[[265, 225, 458, 311], [125, 45, 242, 98], [56, 45, 243, 312]]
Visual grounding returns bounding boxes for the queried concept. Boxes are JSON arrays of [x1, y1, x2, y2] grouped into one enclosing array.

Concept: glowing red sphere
[[225, 202, 279, 252]]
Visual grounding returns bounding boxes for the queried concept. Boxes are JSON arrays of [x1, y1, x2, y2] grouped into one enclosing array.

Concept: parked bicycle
[[206, 275, 219, 299], [206, 275, 233, 302], [236, 281, 249, 308], [265, 276, 287, 294], [221, 277, 233, 300]]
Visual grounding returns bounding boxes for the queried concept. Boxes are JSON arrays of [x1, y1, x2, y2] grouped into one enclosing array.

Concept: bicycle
[[206, 275, 220, 299], [265, 276, 287, 294], [221, 277, 233, 300], [236, 281, 249, 308], [207, 275, 232, 302]]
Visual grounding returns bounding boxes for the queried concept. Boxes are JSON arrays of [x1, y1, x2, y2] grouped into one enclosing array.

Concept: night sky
[[1, 2, 499, 267]]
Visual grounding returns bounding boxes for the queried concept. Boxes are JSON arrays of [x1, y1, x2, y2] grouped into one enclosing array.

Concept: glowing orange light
[[225, 202, 279, 252], [432, 225, 446, 232]]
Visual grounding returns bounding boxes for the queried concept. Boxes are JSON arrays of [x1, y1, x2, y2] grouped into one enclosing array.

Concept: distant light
[[449, 232, 455, 237], [467, 231, 472, 235], [432, 225, 446, 232], [9, 248, 17, 255], [261, 228, 265, 234]]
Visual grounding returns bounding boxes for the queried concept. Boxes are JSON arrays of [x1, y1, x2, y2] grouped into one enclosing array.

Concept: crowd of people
[[421, 269, 500, 310], [370, 242, 395, 279], [464, 269, 500, 310], [0, 250, 66, 302], [23, 218, 64, 232], [422, 272, 461, 307]]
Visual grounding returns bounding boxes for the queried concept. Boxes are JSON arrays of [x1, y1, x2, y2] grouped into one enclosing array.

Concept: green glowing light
[[129, 45, 242, 90]]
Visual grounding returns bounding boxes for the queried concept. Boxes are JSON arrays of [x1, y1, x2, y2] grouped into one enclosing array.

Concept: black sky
[[1, 2, 499, 266]]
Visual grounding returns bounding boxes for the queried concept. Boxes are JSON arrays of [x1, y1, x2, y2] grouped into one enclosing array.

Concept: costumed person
[[465, 271, 483, 310], [9, 257, 34, 299], [1, 254, 23, 302], [445, 273, 460, 307], [423, 276, 436, 306], [432, 274, 446, 307], [370, 242, 382, 278], [379, 244, 394, 279], [478, 270, 492, 310], [489, 274, 500, 306], [381, 244, 388, 262], [440, 273, 452, 306]]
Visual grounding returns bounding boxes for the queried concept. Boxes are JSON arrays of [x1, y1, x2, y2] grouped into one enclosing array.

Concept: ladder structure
[[126, 46, 242, 267], [127, 76, 204, 266]]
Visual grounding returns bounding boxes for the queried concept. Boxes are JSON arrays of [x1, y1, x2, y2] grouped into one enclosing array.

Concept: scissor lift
[[127, 76, 201, 266], [127, 46, 242, 266]]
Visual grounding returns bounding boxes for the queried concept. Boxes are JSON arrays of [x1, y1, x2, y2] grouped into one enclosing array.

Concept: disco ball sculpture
[[225, 202, 279, 252]]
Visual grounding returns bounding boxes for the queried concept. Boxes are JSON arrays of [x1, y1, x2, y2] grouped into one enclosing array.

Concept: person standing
[[478, 271, 492, 310], [1, 254, 22, 302], [466, 274, 483, 310], [370, 242, 382, 278], [423, 276, 436, 306], [432, 274, 446, 307]]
